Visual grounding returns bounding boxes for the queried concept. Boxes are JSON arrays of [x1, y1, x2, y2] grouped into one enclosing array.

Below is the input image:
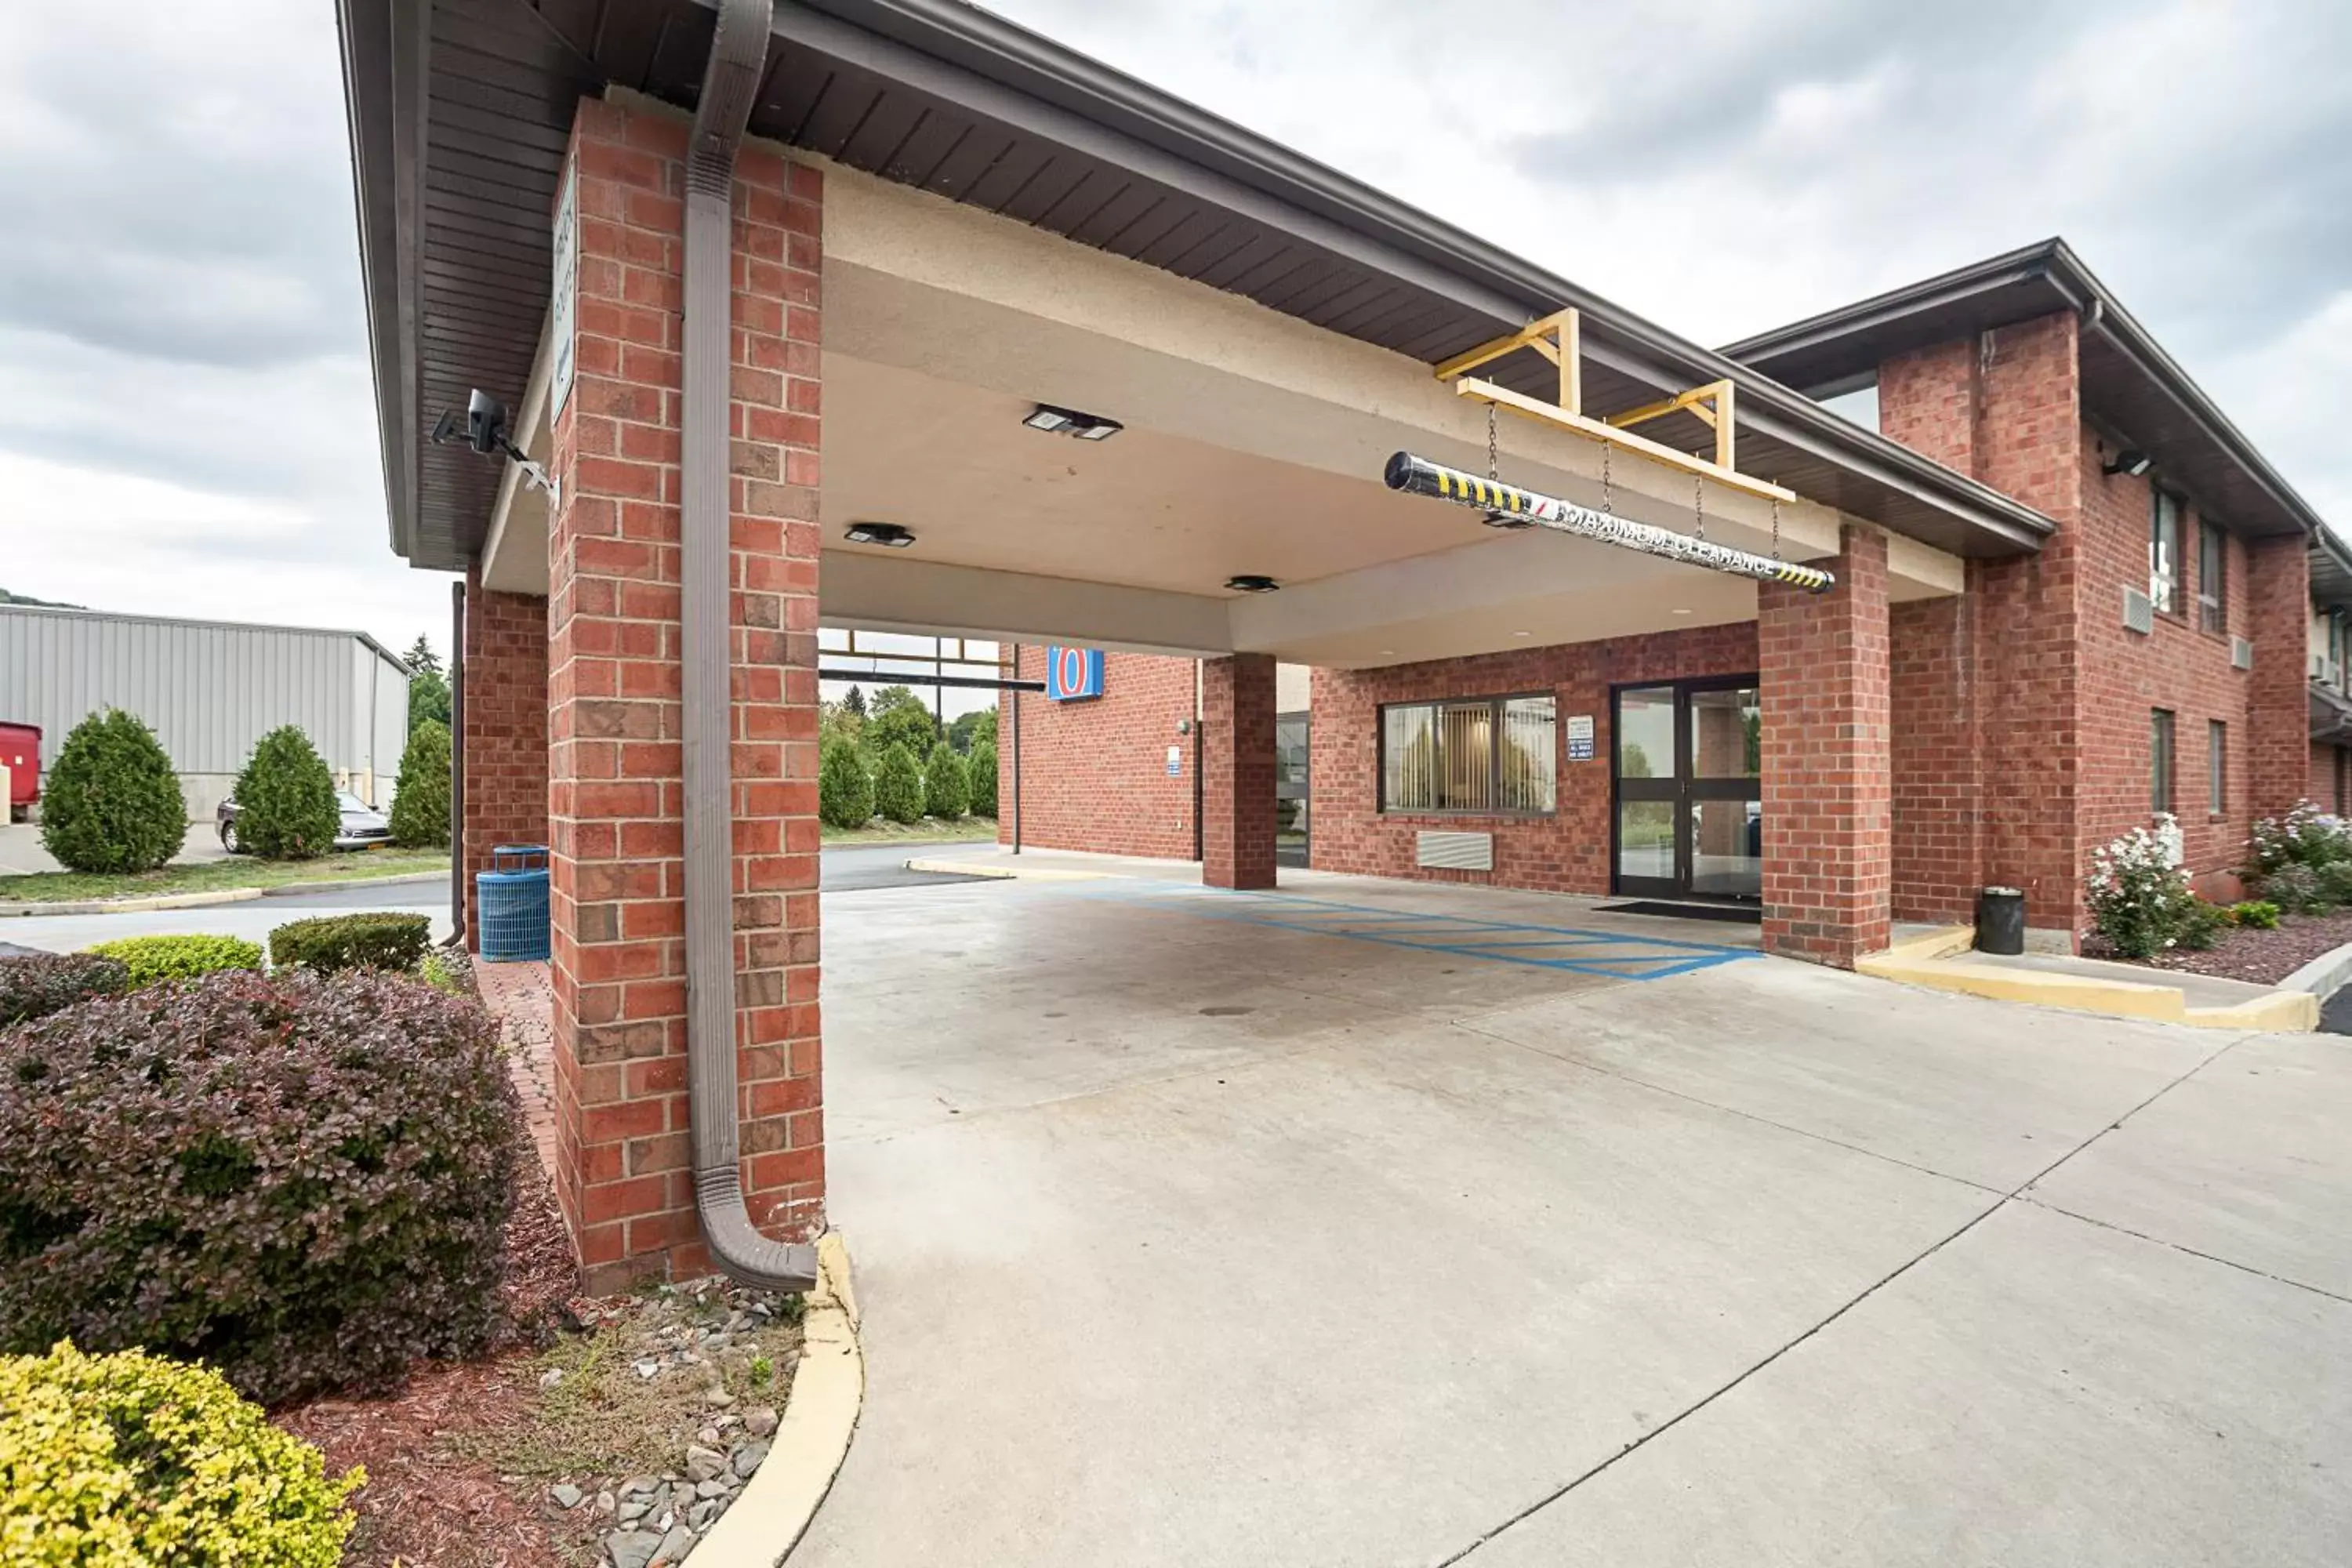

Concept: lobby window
[[2209, 720, 2227, 815], [2151, 709, 2176, 815], [2150, 491, 2182, 615], [1381, 695, 1556, 814], [2197, 521, 2226, 634]]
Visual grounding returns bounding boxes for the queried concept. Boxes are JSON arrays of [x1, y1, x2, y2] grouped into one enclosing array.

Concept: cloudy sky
[[2, 0, 2347, 662]]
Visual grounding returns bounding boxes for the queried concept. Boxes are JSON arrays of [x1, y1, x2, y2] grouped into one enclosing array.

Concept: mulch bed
[[274, 943, 807, 1568], [2085, 908, 2352, 985]]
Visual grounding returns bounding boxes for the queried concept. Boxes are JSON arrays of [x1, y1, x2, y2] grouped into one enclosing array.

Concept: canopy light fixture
[[844, 521, 916, 548], [2103, 448, 2154, 478], [1022, 403, 1123, 441], [1225, 574, 1280, 593]]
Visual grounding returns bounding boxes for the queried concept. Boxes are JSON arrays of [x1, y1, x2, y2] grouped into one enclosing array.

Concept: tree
[[923, 741, 969, 820], [404, 637, 452, 735], [967, 739, 998, 818], [38, 709, 186, 874], [948, 705, 998, 754], [818, 739, 875, 829], [233, 726, 340, 861], [839, 685, 867, 718], [388, 720, 452, 848], [866, 686, 936, 759], [873, 742, 925, 825], [818, 699, 865, 753]]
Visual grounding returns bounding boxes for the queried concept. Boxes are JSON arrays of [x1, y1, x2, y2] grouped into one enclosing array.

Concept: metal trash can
[[1974, 886, 2026, 956], [477, 844, 550, 962]]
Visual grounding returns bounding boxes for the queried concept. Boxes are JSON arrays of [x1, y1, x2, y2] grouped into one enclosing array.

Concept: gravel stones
[[606, 1530, 662, 1568], [742, 1406, 779, 1438], [550, 1483, 585, 1510], [730, 1441, 769, 1479]]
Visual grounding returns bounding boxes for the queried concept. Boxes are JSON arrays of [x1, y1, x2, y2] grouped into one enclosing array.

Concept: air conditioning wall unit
[[2122, 587, 2154, 636], [2232, 636, 2254, 671]]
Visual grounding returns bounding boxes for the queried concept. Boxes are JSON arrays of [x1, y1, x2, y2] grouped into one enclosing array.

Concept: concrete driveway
[[797, 867, 2352, 1566]]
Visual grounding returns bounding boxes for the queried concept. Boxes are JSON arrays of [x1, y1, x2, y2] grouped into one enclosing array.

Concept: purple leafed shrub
[[0, 952, 129, 1027], [0, 967, 521, 1404]]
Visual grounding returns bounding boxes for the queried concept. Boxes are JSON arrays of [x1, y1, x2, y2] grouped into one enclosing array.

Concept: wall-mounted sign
[[1566, 713, 1595, 762], [1166, 745, 1182, 777], [549, 162, 578, 419], [1047, 646, 1104, 701]]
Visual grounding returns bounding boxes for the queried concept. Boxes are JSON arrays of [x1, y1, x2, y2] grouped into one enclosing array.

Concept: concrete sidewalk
[[791, 872, 2352, 1566]]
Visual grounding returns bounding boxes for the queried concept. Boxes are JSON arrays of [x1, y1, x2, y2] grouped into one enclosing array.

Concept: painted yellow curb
[[690, 1231, 865, 1567], [903, 857, 1105, 882], [1859, 925, 2318, 1031]]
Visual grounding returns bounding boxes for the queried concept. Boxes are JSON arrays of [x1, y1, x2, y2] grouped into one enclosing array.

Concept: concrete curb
[[2277, 937, 2352, 1001], [691, 1232, 865, 1566], [1858, 924, 2319, 1032], [904, 857, 1105, 883], [0, 868, 448, 919]]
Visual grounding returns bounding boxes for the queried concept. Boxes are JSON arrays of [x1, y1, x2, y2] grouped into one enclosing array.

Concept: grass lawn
[[0, 847, 451, 905], [820, 815, 1000, 846]]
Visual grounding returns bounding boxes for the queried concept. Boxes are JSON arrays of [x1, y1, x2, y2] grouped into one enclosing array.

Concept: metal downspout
[[681, 0, 818, 1293]]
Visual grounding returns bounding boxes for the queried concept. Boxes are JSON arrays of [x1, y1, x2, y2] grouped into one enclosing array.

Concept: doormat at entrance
[[1595, 901, 1763, 925]]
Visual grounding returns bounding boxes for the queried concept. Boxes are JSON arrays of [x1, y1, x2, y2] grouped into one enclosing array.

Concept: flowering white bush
[[2087, 814, 2196, 958], [2248, 799, 2352, 877]]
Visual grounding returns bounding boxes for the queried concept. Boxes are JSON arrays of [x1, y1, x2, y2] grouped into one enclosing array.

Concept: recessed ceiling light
[[1670, 607, 1693, 615], [1023, 403, 1123, 441], [1511, 630, 1531, 637], [1378, 648, 1396, 655], [844, 521, 916, 548], [1225, 574, 1280, 593]]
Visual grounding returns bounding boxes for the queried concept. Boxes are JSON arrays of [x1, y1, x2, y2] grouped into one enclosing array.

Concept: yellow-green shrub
[[0, 1341, 360, 1566], [82, 935, 263, 989]]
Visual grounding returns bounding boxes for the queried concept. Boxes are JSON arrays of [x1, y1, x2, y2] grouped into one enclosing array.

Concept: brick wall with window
[[1310, 622, 1755, 891]]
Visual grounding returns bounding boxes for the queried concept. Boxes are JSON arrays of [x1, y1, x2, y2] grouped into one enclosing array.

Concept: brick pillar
[[1760, 524, 1892, 966], [543, 97, 826, 1291], [459, 568, 550, 953], [1202, 653, 1277, 890], [2248, 536, 2312, 820]]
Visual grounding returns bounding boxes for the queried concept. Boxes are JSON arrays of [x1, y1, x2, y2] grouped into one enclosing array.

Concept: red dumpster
[[0, 723, 39, 820]]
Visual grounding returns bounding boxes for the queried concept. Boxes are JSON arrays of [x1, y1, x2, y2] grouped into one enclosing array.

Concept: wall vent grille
[[1416, 830, 1494, 871]]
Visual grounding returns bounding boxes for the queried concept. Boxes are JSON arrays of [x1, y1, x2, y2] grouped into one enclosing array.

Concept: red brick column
[[2248, 536, 2312, 821], [543, 98, 825, 1291], [1760, 524, 1892, 966], [460, 569, 550, 952], [1202, 653, 1277, 890]]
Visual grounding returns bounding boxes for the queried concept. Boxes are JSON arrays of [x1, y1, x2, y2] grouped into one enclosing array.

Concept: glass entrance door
[[1274, 710, 1310, 868], [1611, 677, 1762, 902]]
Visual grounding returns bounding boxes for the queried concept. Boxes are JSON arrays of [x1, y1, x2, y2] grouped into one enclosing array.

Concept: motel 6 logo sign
[[1047, 647, 1104, 702]]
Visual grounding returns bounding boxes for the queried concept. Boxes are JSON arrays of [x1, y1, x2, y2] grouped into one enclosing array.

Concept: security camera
[[432, 387, 559, 507]]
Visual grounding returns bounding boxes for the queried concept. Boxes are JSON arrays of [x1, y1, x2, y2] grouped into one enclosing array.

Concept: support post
[[1201, 654, 1277, 891]]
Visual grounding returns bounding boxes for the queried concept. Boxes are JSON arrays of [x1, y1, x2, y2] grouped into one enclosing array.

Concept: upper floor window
[[2197, 521, 2226, 635], [2150, 491, 2183, 615]]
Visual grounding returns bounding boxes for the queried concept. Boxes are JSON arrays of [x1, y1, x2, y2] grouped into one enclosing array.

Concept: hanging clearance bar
[[1406, 306, 1834, 593], [1384, 452, 1835, 593]]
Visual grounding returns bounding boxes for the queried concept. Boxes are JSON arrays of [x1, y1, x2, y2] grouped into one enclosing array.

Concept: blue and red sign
[[1047, 646, 1104, 702]]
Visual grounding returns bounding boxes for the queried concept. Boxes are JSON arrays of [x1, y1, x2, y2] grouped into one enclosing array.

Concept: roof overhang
[[339, 0, 2056, 574], [1722, 238, 2327, 546]]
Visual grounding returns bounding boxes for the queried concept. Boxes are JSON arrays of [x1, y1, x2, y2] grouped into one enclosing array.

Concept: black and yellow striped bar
[[1383, 451, 1836, 595]]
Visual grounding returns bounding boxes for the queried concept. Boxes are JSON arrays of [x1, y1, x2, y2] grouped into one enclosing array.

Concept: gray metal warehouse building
[[0, 604, 411, 821]]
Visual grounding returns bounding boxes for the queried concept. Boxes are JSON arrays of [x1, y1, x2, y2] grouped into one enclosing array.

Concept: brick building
[[341, 1, 2347, 1288]]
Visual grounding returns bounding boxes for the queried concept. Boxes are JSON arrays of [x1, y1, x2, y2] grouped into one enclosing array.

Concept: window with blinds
[[1379, 695, 1556, 815]]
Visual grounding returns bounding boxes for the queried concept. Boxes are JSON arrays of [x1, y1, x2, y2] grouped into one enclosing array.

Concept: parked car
[[217, 789, 394, 854]]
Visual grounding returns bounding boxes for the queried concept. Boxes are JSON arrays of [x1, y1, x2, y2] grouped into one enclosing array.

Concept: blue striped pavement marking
[[1085, 884, 1759, 981]]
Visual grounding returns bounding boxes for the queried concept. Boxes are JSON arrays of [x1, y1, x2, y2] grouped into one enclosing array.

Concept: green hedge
[[388, 719, 452, 848], [269, 913, 431, 975], [967, 739, 998, 818], [0, 969, 519, 1404], [873, 742, 924, 826], [37, 709, 186, 876], [83, 935, 263, 989], [818, 739, 875, 829], [233, 727, 340, 861], [0, 1341, 359, 1565], [923, 740, 968, 820]]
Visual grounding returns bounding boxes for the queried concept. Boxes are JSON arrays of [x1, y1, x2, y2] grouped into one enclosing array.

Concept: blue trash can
[[477, 844, 550, 962]]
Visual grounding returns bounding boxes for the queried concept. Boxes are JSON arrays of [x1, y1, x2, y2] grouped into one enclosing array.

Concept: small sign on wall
[[1566, 713, 1595, 762], [1047, 647, 1105, 701], [1166, 745, 1182, 777], [549, 162, 578, 418]]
